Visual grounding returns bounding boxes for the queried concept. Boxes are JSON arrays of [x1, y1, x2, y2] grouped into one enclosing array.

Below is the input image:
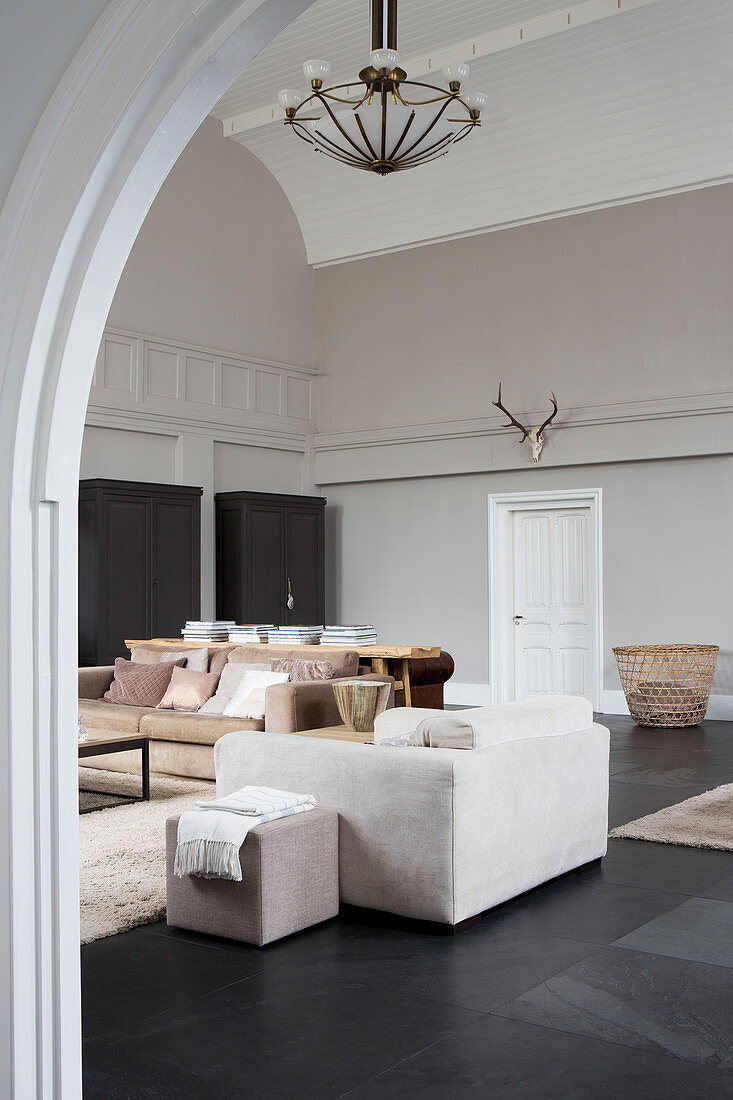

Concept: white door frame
[[488, 488, 604, 710], [0, 1, 315, 1095]]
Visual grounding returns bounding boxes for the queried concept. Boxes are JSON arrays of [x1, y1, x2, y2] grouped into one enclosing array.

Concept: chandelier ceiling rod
[[372, 0, 397, 52]]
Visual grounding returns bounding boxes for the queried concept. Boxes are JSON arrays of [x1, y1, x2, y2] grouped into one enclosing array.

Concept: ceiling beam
[[219, 0, 666, 139]]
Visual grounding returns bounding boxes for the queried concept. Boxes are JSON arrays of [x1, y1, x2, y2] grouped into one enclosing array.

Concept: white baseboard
[[601, 689, 733, 721], [601, 690, 631, 715], [444, 682, 492, 707], [445, 685, 733, 720]]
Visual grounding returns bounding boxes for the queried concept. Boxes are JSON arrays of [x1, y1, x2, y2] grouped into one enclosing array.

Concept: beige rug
[[610, 782, 733, 851], [79, 768, 213, 944]]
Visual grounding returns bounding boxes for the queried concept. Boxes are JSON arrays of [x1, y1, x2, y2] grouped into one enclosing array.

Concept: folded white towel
[[194, 785, 315, 817], [174, 785, 317, 881]]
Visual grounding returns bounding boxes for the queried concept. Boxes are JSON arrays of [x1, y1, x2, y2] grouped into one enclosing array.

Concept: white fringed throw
[[174, 785, 317, 881]]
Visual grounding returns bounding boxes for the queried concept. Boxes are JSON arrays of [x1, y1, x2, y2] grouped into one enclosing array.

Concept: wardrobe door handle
[[287, 576, 294, 610]]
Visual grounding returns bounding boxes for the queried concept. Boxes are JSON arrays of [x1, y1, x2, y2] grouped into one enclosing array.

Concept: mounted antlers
[[493, 383, 558, 464]]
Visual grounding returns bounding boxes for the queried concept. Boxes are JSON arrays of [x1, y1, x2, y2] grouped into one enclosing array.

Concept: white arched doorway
[[0, 1, 313, 1094]]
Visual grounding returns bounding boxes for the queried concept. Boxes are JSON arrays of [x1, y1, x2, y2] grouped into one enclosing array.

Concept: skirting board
[[601, 689, 733, 722], [446, 685, 733, 720], [444, 683, 492, 707]]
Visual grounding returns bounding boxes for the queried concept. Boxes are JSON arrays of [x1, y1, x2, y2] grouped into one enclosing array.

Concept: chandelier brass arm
[[276, 0, 488, 176]]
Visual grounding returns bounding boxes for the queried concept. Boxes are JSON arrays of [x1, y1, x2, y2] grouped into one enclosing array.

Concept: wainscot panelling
[[89, 327, 317, 437], [313, 390, 733, 485], [86, 329, 318, 615]]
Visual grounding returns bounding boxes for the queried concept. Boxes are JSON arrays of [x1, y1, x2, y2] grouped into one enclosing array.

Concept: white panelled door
[[512, 508, 595, 701]]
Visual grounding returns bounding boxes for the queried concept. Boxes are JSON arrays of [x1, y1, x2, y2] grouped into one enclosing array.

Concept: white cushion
[[412, 696, 594, 750], [228, 685, 267, 720], [223, 670, 290, 719], [199, 662, 262, 715]]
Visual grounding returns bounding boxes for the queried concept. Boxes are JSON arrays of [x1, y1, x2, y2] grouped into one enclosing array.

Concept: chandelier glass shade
[[277, 0, 487, 175]]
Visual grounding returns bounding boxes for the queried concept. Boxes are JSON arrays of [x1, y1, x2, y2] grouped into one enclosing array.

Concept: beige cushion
[[373, 707, 444, 743], [209, 646, 235, 677], [411, 696, 595, 750], [130, 644, 209, 673], [200, 662, 268, 715], [140, 711, 264, 746], [268, 657, 337, 682], [78, 697, 159, 733], [103, 657, 186, 708], [157, 666, 219, 712], [223, 670, 290, 719], [228, 645, 358, 678], [411, 714, 474, 749]]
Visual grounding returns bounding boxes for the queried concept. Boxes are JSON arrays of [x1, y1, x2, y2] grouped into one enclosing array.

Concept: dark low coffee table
[[78, 730, 150, 811]]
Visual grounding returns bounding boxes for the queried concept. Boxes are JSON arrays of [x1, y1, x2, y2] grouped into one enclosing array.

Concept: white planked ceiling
[[210, 0, 733, 265]]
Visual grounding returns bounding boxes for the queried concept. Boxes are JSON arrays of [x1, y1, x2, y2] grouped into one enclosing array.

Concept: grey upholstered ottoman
[[165, 807, 339, 946]]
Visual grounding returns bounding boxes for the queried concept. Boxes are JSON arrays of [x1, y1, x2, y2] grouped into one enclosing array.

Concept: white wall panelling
[[220, 0, 666, 138], [90, 327, 317, 437], [175, 434, 216, 619], [85, 328, 316, 614], [212, 0, 733, 265]]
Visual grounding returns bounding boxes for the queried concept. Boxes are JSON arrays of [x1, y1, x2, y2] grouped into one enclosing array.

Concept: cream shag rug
[[610, 782, 733, 851], [79, 768, 213, 944]]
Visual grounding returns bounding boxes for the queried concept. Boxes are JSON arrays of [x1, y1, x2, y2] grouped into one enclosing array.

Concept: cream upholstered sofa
[[78, 642, 393, 781], [214, 696, 609, 927]]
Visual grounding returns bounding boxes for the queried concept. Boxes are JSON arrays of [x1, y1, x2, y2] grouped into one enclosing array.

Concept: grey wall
[[315, 186, 733, 700], [82, 117, 315, 611], [316, 184, 733, 433], [107, 116, 313, 365], [80, 426, 177, 483], [324, 456, 733, 695]]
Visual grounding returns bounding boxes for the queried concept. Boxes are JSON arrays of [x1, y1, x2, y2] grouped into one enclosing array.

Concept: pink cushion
[[229, 645, 358, 677], [268, 657, 337, 682], [156, 666, 219, 712], [103, 657, 185, 708], [130, 644, 209, 673]]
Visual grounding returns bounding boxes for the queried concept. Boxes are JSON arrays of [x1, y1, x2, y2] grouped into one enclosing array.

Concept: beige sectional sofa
[[78, 643, 393, 780]]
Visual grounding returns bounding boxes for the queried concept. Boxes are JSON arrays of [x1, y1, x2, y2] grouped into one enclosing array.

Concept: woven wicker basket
[[613, 644, 719, 728]]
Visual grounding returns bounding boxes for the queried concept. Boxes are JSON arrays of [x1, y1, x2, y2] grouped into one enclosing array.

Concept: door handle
[[287, 576, 294, 610], [513, 615, 524, 625]]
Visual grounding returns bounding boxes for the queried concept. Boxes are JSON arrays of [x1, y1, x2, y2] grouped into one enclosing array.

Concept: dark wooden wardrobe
[[79, 479, 202, 665], [215, 491, 326, 627]]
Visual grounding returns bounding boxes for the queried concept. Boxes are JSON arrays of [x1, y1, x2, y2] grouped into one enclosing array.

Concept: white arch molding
[[0, 1, 314, 1094]]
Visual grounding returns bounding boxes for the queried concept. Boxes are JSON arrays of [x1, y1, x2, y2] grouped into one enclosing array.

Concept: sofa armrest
[[450, 724, 610, 922], [264, 674, 394, 733], [78, 665, 115, 700]]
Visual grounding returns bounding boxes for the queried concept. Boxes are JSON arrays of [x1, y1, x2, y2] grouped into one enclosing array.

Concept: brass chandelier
[[277, 0, 488, 175]]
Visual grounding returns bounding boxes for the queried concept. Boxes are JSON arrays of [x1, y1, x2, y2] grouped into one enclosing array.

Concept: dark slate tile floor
[[82, 714, 733, 1099]]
